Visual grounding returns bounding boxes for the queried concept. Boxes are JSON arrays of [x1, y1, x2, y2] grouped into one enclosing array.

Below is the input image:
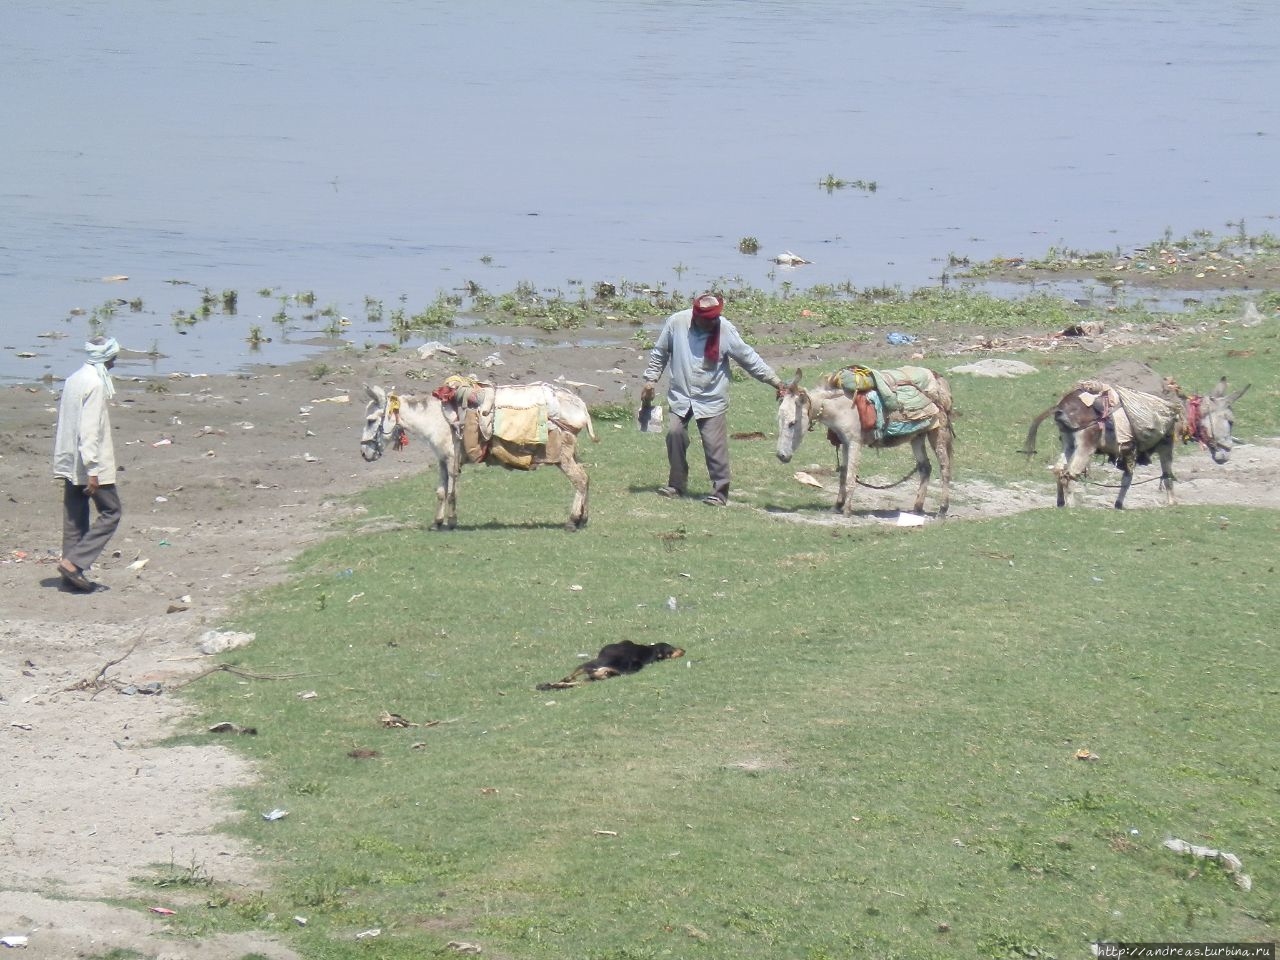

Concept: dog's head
[[651, 643, 685, 661]]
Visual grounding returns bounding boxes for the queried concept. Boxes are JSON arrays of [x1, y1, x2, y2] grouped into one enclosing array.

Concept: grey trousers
[[666, 410, 730, 501], [61, 479, 122, 571]]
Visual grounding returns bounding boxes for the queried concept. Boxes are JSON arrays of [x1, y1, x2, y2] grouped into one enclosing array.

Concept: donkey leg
[[909, 435, 932, 514], [837, 441, 858, 515], [1114, 468, 1133, 509], [433, 460, 450, 529], [931, 425, 952, 517], [1157, 440, 1177, 505], [1056, 427, 1092, 508], [558, 438, 590, 531], [1053, 454, 1071, 507], [444, 455, 460, 529]]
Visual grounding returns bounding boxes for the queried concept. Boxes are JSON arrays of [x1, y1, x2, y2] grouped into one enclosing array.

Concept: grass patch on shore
[[170, 321, 1280, 959]]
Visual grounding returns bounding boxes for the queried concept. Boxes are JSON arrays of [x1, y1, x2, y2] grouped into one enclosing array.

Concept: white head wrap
[[85, 336, 120, 398]]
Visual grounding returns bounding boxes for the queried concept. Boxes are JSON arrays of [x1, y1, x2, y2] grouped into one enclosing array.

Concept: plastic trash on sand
[[198, 629, 256, 655], [262, 808, 289, 821]]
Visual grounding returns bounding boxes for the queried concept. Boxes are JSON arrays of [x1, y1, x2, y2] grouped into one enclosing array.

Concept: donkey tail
[[1020, 405, 1056, 458]]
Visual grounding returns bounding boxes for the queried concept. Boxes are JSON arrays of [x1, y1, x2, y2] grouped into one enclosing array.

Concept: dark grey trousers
[[61, 479, 122, 571], [666, 410, 730, 501]]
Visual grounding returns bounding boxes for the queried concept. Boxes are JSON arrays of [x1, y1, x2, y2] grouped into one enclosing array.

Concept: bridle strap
[[1183, 394, 1206, 446], [782, 387, 817, 430]]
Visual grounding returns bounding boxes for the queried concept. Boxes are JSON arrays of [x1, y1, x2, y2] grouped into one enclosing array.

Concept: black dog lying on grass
[[536, 641, 685, 690]]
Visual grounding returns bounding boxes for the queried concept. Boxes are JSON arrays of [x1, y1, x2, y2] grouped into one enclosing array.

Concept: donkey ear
[[1211, 376, 1228, 399], [1227, 382, 1251, 405], [790, 368, 803, 389], [364, 383, 386, 403]]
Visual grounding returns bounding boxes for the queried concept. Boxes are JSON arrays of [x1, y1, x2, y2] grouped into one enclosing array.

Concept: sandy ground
[[2, 327, 1277, 959]]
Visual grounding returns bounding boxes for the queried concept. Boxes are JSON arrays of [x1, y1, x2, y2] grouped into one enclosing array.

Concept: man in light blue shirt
[[641, 293, 781, 506]]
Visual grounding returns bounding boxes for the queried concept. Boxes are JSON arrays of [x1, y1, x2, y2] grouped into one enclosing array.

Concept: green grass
[[160, 318, 1279, 959]]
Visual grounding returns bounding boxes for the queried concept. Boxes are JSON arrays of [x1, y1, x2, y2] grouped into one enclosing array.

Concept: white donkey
[[361, 382, 597, 531], [776, 367, 955, 517]]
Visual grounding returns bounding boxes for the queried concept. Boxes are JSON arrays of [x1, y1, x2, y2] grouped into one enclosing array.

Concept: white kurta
[[53, 362, 117, 485]]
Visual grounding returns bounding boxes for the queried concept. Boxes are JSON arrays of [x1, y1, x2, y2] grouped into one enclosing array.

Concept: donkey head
[[360, 384, 391, 462], [1196, 377, 1250, 464], [775, 369, 810, 464]]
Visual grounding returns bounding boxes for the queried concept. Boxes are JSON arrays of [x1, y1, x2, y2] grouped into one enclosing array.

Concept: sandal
[[701, 495, 727, 507], [656, 486, 683, 499]]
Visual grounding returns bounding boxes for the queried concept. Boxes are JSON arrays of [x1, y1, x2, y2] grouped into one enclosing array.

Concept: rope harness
[[363, 394, 407, 461]]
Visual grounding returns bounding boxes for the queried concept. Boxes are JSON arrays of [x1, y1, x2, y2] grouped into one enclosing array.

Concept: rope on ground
[[855, 465, 920, 490], [170, 663, 309, 689], [1082, 474, 1168, 490]]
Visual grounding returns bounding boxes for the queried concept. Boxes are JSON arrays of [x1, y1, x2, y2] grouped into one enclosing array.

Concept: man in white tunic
[[641, 293, 781, 506], [52, 336, 123, 591]]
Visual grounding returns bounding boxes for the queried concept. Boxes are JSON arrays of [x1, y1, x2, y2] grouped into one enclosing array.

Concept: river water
[[3, 0, 1278, 383]]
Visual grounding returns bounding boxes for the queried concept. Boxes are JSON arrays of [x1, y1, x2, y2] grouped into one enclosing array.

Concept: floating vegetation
[[389, 307, 410, 340], [819, 174, 878, 193], [364, 296, 384, 324], [221, 289, 238, 314], [738, 237, 760, 255], [247, 325, 269, 346], [410, 292, 457, 329], [320, 314, 345, 338], [128, 297, 144, 312]]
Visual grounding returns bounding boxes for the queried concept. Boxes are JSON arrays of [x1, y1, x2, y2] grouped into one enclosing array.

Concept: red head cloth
[[692, 293, 723, 364], [692, 293, 723, 321]]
